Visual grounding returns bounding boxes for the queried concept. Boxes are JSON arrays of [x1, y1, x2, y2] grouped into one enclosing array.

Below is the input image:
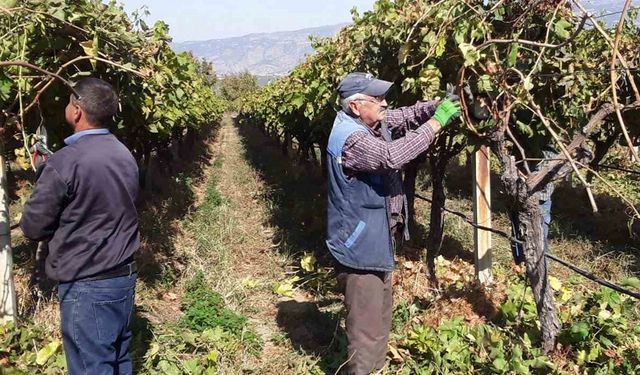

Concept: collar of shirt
[[352, 116, 381, 137], [64, 128, 110, 145]]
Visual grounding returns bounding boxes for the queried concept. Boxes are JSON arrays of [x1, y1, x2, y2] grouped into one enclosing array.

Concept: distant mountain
[[172, 23, 348, 77]]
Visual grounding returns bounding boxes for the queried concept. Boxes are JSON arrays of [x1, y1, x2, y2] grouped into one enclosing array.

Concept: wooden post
[[0, 148, 16, 322], [473, 145, 493, 284]]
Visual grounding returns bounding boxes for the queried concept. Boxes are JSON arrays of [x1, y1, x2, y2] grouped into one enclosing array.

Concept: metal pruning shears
[[30, 124, 53, 170]]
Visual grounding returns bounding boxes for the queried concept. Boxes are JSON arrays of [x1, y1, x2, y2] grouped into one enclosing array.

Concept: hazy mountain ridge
[[172, 23, 347, 76]]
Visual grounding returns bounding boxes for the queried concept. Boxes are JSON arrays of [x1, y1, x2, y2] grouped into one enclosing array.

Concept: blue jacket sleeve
[[20, 163, 68, 241]]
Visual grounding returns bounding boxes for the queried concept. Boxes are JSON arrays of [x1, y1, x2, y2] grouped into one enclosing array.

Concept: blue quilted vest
[[325, 111, 394, 272]]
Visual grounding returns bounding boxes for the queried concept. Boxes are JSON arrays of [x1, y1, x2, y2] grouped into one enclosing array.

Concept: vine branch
[[0, 61, 80, 98], [609, 0, 639, 163], [572, 0, 640, 103]]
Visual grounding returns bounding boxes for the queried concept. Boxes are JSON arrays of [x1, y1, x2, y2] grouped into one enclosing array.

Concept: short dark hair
[[71, 78, 118, 126]]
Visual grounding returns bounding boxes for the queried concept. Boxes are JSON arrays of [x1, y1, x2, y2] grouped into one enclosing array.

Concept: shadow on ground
[[234, 120, 327, 261], [234, 120, 354, 371], [130, 310, 153, 373], [275, 300, 347, 372], [135, 123, 219, 286]]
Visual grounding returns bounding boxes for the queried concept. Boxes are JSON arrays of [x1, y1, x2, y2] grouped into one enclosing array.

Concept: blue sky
[[115, 0, 375, 42], [114, 0, 637, 42]]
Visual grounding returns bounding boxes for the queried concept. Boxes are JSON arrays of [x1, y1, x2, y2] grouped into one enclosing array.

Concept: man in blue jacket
[[327, 72, 461, 374], [21, 77, 140, 375]]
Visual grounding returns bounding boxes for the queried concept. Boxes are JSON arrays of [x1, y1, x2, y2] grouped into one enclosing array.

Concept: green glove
[[433, 99, 461, 127]]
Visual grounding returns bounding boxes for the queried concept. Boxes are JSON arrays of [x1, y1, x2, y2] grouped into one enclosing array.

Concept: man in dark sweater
[[21, 77, 140, 375]]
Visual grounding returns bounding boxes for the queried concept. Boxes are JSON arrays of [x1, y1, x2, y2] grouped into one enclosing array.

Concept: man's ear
[[72, 104, 82, 124], [349, 101, 360, 117]]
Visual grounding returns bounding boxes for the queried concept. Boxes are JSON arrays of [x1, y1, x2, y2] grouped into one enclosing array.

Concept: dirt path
[[210, 115, 319, 373]]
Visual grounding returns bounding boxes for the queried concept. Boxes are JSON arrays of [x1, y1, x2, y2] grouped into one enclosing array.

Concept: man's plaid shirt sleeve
[[385, 101, 438, 137], [341, 101, 438, 173], [342, 122, 436, 172]]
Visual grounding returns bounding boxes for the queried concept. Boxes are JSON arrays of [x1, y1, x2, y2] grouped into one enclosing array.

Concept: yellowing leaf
[[300, 252, 316, 273], [598, 309, 612, 320], [146, 342, 160, 358], [523, 77, 534, 92], [620, 277, 640, 289], [241, 277, 258, 289], [273, 276, 300, 297], [435, 35, 447, 57], [587, 345, 600, 361], [206, 350, 219, 362], [548, 276, 562, 291], [389, 344, 404, 362], [36, 340, 61, 365], [273, 283, 294, 297], [398, 43, 410, 65], [576, 349, 587, 365], [507, 43, 519, 67], [79, 40, 96, 58], [14, 148, 31, 170], [570, 304, 583, 317], [79, 36, 99, 69]]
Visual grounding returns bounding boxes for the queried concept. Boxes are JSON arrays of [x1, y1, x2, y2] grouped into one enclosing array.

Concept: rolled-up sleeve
[[342, 124, 436, 173], [20, 164, 68, 241]]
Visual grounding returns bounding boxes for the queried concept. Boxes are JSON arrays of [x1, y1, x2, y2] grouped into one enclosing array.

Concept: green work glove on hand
[[433, 99, 461, 127]]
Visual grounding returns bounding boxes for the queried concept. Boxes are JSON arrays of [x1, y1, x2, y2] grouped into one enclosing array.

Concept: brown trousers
[[336, 264, 393, 375]]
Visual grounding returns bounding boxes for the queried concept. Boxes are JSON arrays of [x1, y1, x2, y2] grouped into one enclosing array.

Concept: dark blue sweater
[[21, 132, 140, 282]]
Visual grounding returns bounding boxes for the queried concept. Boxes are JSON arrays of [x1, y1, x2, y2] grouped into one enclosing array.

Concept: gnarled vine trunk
[[496, 139, 561, 353], [425, 158, 447, 284], [319, 135, 329, 177], [282, 131, 291, 156], [403, 161, 419, 227], [517, 196, 561, 353]]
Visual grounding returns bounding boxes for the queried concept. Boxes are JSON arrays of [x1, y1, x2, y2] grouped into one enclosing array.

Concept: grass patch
[[181, 272, 261, 351]]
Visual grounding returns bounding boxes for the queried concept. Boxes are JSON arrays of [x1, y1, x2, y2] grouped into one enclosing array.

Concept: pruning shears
[[29, 124, 53, 170]]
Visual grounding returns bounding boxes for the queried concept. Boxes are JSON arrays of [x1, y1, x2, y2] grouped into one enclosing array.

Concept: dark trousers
[[58, 273, 137, 375], [336, 264, 393, 375]]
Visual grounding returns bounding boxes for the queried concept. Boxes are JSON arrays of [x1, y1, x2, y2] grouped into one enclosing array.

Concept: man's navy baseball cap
[[337, 72, 393, 99]]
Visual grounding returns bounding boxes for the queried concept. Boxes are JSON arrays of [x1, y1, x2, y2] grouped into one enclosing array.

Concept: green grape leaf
[[620, 277, 640, 289], [554, 19, 572, 40], [507, 43, 519, 67], [477, 75, 493, 92], [492, 357, 507, 371], [570, 321, 590, 340], [459, 43, 480, 67], [0, 77, 12, 101]]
